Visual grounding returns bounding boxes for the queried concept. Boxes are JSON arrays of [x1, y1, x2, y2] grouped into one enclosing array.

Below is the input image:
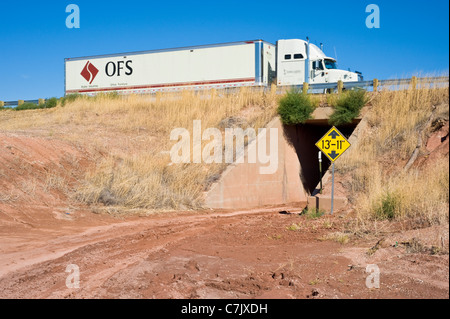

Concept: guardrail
[[295, 75, 449, 94], [1, 99, 41, 107], [1, 76, 448, 108]]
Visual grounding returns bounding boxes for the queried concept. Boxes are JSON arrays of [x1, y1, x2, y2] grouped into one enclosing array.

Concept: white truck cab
[[276, 39, 362, 86]]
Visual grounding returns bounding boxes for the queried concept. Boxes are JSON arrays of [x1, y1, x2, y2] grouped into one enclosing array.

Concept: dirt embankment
[[0, 133, 101, 231], [0, 113, 448, 299]]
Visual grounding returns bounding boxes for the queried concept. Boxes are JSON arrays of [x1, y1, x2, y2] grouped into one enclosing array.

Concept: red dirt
[[0, 129, 448, 299], [0, 205, 448, 299]]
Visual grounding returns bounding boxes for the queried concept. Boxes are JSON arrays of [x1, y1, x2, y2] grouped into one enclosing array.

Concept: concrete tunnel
[[204, 107, 360, 210]]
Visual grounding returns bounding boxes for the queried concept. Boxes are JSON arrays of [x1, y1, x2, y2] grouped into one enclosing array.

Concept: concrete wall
[[204, 117, 308, 209], [204, 107, 363, 210]]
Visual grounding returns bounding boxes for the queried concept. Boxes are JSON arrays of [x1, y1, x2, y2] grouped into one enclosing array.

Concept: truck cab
[[276, 39, 362, 86]]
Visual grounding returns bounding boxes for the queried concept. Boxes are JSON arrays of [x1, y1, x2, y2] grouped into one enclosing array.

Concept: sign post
[[315, 126, 351, 214], [331, 161, 335, 213], [318, 151, 323, 194]]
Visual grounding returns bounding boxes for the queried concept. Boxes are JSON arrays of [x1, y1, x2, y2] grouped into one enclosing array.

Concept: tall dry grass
[[72, 88, 280, 210], [0, 87, 280, 211], [355, 157, 449, 225], [337, 82, 449, 227], [2, 80, 447, 216]]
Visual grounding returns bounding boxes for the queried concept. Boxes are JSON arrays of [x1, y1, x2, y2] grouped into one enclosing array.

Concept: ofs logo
[[80, 61, 99, 84], [80, 60, 133, 84], [105, 60, 133, 77]]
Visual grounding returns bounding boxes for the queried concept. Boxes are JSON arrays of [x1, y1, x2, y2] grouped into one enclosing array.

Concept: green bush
[[44, 97, 58, 108], [15, 102, 40, 111], [374, 191, 399, 221], [329, 89, 368, 126], [14, 97, 59, 111], [277, 90, 315, 125], [61, 93, 82, 106]]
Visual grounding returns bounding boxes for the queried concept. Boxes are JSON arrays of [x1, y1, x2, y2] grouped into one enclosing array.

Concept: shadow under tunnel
[[283, 122, 358, 195]]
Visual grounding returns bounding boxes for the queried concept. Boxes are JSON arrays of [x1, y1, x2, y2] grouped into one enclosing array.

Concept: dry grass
[[356, 157, 449, 225], [366, 87, 448, 157], [320, 232, 350, 244], [44, 171, 69, 193], [1, 79, 447, 216], [0, 87, 280, 211], [336, 82, 449, 228]]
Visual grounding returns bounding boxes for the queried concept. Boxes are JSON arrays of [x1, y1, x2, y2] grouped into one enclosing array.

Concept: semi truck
[[64, 39, 362, 96]]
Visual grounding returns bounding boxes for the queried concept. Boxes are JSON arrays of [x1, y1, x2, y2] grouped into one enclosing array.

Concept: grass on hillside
[[336, 83, 449, 228], [1, 79, 448, 222], [0, 86, 280, 211]]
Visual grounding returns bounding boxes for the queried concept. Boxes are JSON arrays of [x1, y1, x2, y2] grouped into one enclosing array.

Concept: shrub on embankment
[[277, 88, 368, 126], [277, 90, 315, 125], [328, 89, 368, 126]]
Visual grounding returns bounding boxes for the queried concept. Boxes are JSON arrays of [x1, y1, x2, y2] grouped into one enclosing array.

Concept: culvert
[[204, 108, 361, 209], [285, 122, 358, 195]]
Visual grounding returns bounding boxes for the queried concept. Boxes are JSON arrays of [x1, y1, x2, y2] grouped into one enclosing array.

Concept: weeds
[[326, 93, 339, 107], [336, 83, 449, 227], [322, 219, 333, 229], [358, 156, 449, 225], [301, 207, 325, 219], [267, 234, 283, 240], [308, 278, 321, 285], [277, 90, 315, 125], [374, 191, 399, 221], [286, 223, 302, 231], [61, 93, 82, 106], [321, 232, 350, 245], [328, 89, 368, 126]]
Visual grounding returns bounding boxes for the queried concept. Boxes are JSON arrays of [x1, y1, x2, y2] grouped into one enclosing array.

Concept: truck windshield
[[324, 59, 337, 69]]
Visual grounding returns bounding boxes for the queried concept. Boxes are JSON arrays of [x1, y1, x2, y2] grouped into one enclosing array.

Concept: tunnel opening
[[205, 115, 362, 209], [283, 120, 359, 195]]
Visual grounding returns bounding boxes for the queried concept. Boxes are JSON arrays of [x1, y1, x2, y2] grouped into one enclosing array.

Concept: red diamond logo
[[81, 61, 99, 84]]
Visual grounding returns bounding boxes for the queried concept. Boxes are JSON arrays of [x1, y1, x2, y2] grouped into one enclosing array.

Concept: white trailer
[[64, 39, 361, 95], [65, 40, 276, 95]]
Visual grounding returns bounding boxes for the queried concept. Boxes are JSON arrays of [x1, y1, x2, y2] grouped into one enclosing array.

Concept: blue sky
[[0, 0, 448, 101]]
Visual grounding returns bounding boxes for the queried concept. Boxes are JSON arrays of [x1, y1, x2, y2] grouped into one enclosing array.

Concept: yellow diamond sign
[[315, 126, 351, 162]]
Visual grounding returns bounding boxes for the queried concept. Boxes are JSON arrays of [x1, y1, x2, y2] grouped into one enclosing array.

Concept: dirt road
[[0, 205, 448, 299]]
